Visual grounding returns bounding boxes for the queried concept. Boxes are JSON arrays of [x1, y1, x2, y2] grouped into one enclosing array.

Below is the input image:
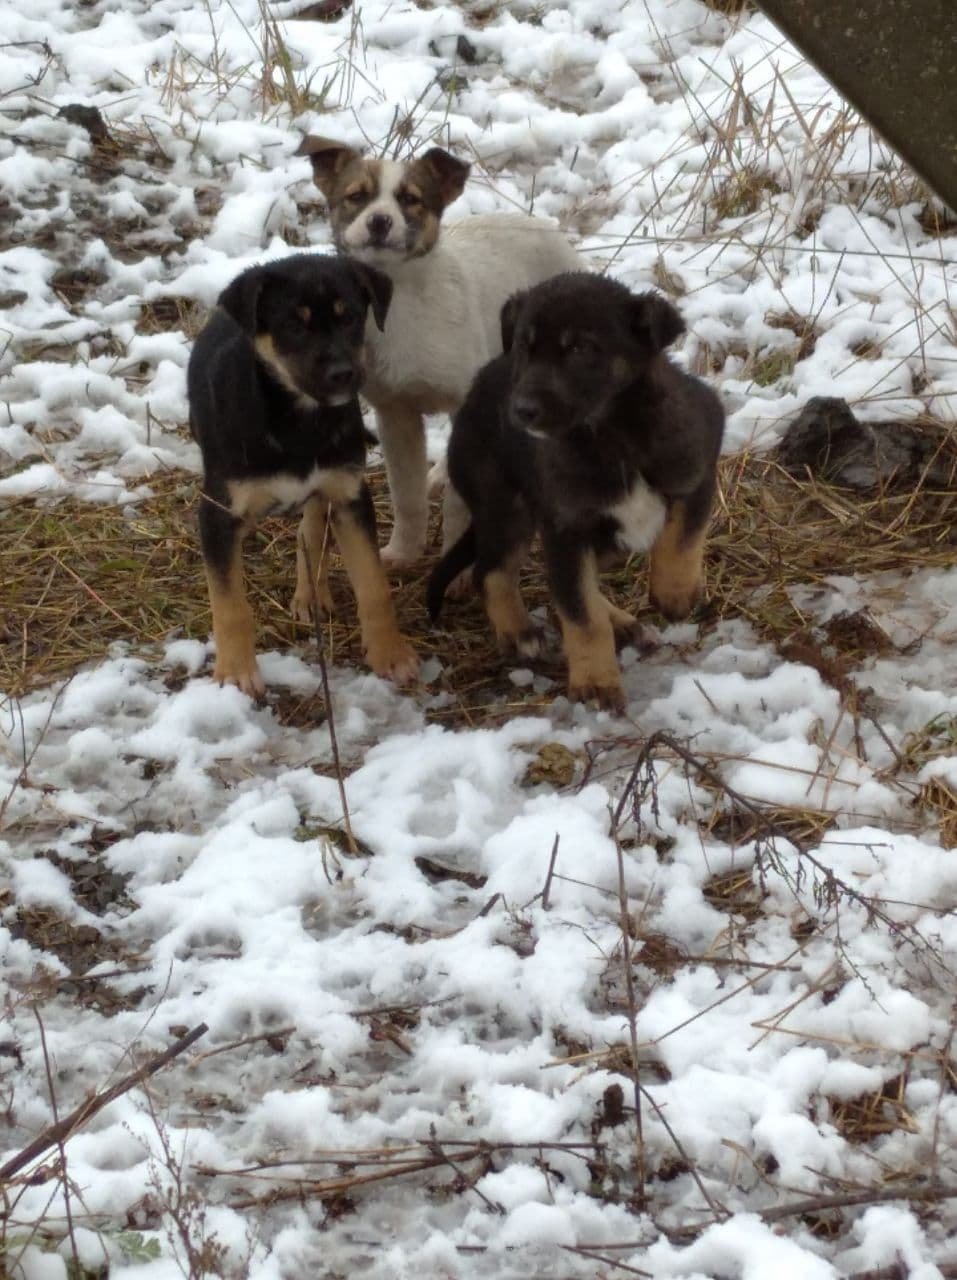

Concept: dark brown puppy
[[427, 272, 724, 713], [188, 252, 418, 696]]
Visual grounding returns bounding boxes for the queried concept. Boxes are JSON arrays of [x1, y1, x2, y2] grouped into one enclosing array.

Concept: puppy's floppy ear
[[351, 262, 393, 332], [500, 291, 528, 353], [414, 147, 470, 208], [295, 135, 361, 199], [631, 291, 685, 354], [218, 267, 265, 336]]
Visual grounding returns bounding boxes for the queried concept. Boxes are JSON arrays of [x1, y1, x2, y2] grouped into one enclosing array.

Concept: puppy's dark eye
[[343, 188, 367, 206], [396, 189, 423, 210]]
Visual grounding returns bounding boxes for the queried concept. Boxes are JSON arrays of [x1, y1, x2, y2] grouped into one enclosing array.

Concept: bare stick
[[188, 1025, 294, 1068], [612, 731, 950, 974], [426, 1138, 503, 1214], [0, 680, 70, 828], [846, 1265, 957, 1280], [639, 1082, 727, 1223], [612, 827, 645, 1204], [667, 1180, 957, 1243], [33, 1007, 80, 1276], [300, 523, 357, 855], [541, 833, 560, 910], [930, 999, 957, 1178], [0, 1023, 207, 1184], [228, 1146, 487, 1210], [561, 1245, 651, 1277], [758, 1182, 957, 1225]]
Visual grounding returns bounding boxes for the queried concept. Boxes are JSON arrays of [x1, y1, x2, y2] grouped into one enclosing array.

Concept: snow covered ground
[[2, 0, 957, 1276]]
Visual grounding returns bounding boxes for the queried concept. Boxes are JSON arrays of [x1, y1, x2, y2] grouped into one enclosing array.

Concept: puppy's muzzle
[[509, 394, 546, 433], [317, 359, 361, 401], [366, 212, 393, 244]]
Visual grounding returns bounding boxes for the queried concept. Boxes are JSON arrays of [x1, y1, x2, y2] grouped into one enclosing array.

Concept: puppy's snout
[[325, 359, 357, 391], [367, 212, 393, 241], [509, 394, 542, 431]]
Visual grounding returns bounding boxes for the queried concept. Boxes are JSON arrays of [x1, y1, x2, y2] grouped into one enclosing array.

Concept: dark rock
[[295, 0, 351, 19], [774, 397, 876, 486], [455, 34, 479, 64], [57, 103, 112, 143], [428, 32, 480, 70], [774, 396, 954, 492]]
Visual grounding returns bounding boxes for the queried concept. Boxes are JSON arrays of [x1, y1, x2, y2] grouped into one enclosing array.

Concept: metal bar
[[752, 0, 957, 211]]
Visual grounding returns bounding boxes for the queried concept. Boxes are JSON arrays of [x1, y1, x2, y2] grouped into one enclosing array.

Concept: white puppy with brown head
[[296, 135, 584, 565]]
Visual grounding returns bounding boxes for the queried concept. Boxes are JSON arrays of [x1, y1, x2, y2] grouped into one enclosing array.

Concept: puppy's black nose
[[509, 396, 542, 430], [367, 212, 393, 240], [325, 361, 356, 391]]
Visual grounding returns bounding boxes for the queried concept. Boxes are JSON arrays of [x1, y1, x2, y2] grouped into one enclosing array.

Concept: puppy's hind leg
[[331, 482, 419, 684], [427, 450, 448, 498], [374, 400, 429, 567], [474, 500, 540, 659], [199, 493, 264, 697], [291, 494, 334, 623], [441, 480, 476, 599]]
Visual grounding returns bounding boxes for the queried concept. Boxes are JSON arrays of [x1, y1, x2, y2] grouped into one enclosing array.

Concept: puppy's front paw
[[213, 656, 266, 699], [567, 675, 626, 715], [649, 578, 704, 622], [565, 643, 626, 714], [380, 538, 425, 569], [367, 633, 420, 685]]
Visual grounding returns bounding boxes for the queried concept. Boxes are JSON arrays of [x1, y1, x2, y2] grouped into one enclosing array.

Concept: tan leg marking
[[648, 499, 708, 621], [558, 553, 625, 713], [331, 505, 419, 683], [292, 496, 334, 623], [484, 546, 540, 658], [205, 530, 264, 697]]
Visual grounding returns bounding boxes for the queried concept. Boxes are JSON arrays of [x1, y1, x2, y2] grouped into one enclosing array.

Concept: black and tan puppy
[[427, 272, 724, 713], [188, 252, 418, 697]]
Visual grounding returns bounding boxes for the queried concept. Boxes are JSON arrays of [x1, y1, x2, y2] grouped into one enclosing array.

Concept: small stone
[[57, 103, 112, 143]]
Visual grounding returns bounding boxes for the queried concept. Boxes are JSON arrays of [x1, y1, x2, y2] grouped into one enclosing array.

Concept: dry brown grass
[[5, 425, 957, 732], [707, 426, 957, 645], [0, 465, 559, 723], [827, 1070, 919, 1144]]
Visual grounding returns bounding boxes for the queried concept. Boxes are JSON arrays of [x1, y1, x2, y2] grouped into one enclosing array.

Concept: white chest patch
[[228, 466, 362, 521], [608, 479, 667, 553]]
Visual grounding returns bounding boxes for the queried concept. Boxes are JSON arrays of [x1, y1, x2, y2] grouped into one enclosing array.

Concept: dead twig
[[561, 1245, 651, 1277], [228, 1145, 488, 1210], [666, 1180, 957, 1243], [187, 1025, 294, 1068], [301, 522, 357, 855], [0, 1023, 208, 1184], [612, 827, 646, 1203], [541, 832, 560, 910]]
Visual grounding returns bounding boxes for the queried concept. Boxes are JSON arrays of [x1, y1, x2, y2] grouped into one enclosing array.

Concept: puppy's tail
[[427, 526, 476, 621]]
